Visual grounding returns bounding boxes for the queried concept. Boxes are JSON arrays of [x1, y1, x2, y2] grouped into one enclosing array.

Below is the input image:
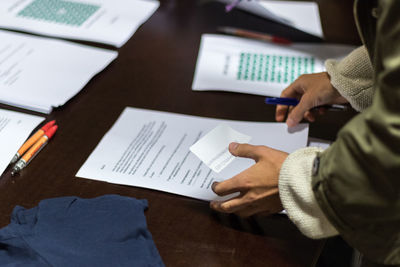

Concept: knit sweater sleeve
[[278, 147, 339, 239], [325, 45, 374, 111], [277, 47, 374, 239]]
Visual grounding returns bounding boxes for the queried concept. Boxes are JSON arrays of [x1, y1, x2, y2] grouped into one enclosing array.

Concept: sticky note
[[190, 124, 251, 173]]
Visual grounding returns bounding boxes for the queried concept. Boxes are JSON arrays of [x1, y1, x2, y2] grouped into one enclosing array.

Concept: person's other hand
[[276, 72, 348, 127], [210, 142, 288, 217]]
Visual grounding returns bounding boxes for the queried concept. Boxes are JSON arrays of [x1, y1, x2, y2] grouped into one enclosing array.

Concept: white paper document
[[0, 30, 117, 113], [308, 137, 331, 150], [218, 0, 323, 38], [76, 107, 309, 201], [192, 34, 355, 97], [0, 109, 44, 177], [190, 124, 252, 173], [0, 0, 159, 47], [258, 0, 323, 38]]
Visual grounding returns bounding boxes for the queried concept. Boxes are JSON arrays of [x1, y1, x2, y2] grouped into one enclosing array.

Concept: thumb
[[229, 142, 260, 161], [286, 96, 315, 127]]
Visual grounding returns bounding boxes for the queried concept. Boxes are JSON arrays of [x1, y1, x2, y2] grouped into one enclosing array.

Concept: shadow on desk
[[211, 212, 302, 240], [210, 211, 360, 267]]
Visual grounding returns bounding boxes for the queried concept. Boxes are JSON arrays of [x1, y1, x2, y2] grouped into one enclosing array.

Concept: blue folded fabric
[[0, 195, 164, 267]]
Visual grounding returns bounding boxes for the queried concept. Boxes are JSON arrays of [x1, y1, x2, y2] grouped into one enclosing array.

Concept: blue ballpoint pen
[[265, 97, 300, 106], [265, 97, 348, 111]]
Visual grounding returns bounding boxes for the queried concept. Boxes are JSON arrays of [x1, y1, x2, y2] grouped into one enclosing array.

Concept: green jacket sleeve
[[312, 0, 400, 265]]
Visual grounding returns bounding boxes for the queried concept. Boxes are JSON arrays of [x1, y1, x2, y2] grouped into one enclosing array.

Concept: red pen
[[10, 120, 56, 164], [11, 125, 58, 176], [218, 26, 292, 45]]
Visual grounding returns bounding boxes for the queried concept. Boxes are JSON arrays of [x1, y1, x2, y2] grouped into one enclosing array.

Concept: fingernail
[[211, 181, 219, 191], [220, 203, 229, 211], [287, 118, 295, 128], [210, 201, 221, 209], [229, 142, 239, 150]]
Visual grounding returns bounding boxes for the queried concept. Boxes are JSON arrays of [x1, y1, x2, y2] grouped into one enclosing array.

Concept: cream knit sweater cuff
[[325, 46, 374, 111], [279, 147, 339, 239]]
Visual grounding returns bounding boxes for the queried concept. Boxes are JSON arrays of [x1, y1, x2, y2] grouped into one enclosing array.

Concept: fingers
[[318, 107, 327, 116], [210, 195, 248, 214], [304, 110, 316, 122], [229, 142, 264, 161], [275, 104, 289, 122], [212, 180, 244, 197], [304, 106, 328, 122], [275, 81, 302, 122], [286, 94, 316, 127], [276, 73, 337, 127], [212, 143, 264, 197], [211, 163, 256, 197], [214, 143, 279, 197], [210, 191, 283, 217]]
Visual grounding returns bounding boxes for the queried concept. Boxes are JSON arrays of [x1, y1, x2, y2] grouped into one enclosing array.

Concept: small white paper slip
[[189, 124, 251, 173], [308, 137, 331, 150]]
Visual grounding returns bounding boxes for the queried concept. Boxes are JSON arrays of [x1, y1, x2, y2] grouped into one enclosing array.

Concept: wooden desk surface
[[0, 1, 359, 266]]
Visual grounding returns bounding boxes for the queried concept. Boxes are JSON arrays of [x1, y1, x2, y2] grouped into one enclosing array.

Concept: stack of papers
[[77, 107, 309, 201], [0, 30, 117, 113], [0, 0, 159, 47], [192, 34, 355, 97], [218, 0, 323, 38], [0, 109, 44, 177]]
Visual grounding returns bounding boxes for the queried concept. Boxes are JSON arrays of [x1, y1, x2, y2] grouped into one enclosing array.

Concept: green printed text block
[[18, 0, 100, 27], [237, 52, 316, 84]]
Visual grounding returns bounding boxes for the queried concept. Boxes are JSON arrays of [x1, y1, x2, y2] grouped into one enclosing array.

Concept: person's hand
[[276, 72, 348, 127], [210, 142, 288, 217]]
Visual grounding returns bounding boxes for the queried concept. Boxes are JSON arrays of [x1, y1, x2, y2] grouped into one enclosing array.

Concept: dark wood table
[[0, 1, 360, 266]]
